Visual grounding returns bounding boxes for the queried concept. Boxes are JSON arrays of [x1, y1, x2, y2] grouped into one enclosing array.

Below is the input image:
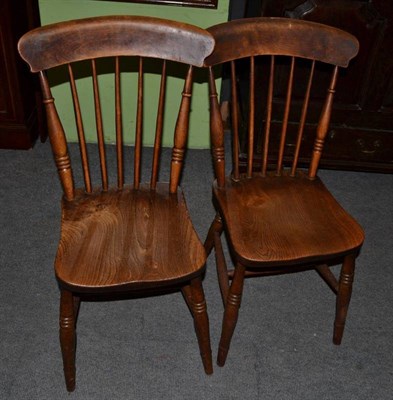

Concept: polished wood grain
[[56, 184, 206, 291], [18, 16, 214, 391], [213, 172, 363, 266], [204, 17, 364, 367]]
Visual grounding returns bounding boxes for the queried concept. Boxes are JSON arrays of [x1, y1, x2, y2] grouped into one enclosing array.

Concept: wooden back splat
[[19, 16, 215, 198], [205, 18, 359, 184]]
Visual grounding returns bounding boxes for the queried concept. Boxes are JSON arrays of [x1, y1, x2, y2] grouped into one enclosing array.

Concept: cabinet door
[[0, 0, 42, 149], [244, 0, 393, 172], [0, 2, 17, 126]]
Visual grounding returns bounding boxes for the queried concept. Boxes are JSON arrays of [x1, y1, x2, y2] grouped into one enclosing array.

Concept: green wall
[[38, 0, 229, 148]]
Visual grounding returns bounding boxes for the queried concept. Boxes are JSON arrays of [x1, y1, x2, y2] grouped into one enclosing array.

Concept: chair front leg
[[333, 253, 356, 345], [185, 278, 213, 375], [59, 289, 76, 392], [217, 263, 246, 367]]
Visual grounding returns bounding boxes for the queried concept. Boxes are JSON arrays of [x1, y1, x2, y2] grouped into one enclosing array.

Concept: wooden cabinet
[[243, 0, 393, 172], [0, 0, 43, 149]]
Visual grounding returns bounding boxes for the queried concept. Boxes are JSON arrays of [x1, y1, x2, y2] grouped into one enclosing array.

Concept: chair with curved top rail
[[18, 15, 214, 391], [204, 17, 365, 367]]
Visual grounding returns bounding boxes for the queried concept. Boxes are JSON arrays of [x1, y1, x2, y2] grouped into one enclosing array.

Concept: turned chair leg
[[333, 253, 356, 345], [217, 263, 246, 367], [214, 230, 230, 306], [59, 289, 76, 392], [204, 213, 223, 256], [183, 278, 213, 374]]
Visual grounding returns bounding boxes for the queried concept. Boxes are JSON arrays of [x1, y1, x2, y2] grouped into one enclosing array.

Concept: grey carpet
[[1, 142, 392, 399]]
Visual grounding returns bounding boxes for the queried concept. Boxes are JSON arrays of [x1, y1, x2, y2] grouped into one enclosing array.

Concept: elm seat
[[213, 173, 364, 267], [57, 184, 206, 291]]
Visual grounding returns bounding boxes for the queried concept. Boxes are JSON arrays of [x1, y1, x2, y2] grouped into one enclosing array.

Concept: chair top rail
[[204, 17, 359, 67], [18, 15, 215, 72]]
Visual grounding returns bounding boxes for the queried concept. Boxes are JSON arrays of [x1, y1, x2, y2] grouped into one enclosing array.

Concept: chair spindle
[[290, 60, 315, 177], [247, 56, 255, 178], [151, 60, 167, 190], [276, 57, 295, 175], [230, 61, 240, 180], [91, 59, 108, 191], [262, 56, 274, 176], [170, 66, 193, 193], [68, 64, 92, 193], [115, 57, 124, 189], [134, 57, 143, 190]]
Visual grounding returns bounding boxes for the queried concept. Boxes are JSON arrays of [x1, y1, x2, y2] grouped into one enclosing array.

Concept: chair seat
[[213, 173, 364, 267], [55, 183, 206, 292]]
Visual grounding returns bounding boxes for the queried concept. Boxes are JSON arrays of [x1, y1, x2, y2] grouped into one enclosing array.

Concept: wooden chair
[[204, 17, 365, 367], [18, 15, 214, 391]]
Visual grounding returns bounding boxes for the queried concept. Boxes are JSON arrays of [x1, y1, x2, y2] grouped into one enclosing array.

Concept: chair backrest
[[204, 17, 359, 186], [18, 16, 214, 200]]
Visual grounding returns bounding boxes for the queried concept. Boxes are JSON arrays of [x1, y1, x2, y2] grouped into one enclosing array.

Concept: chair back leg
[[217, 263, 246, 367], [334, 253, 356, 344], [59, 289, 76, 392], [204, 213, 223, 256]]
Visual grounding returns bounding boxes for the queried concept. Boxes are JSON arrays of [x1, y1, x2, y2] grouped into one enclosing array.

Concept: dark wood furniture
[[204, 18, 365, 367], [18, 16, 214, 391], [0, 0, 42, 149], [101, 0, 218, 8], [239, 0, 393, 173]]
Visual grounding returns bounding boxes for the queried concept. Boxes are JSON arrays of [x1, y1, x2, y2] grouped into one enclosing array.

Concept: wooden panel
[[0, 0, 42, 149], [0, 24, 15, 122], [244, 0, 393, 172], [100, 0, 218, 9]]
